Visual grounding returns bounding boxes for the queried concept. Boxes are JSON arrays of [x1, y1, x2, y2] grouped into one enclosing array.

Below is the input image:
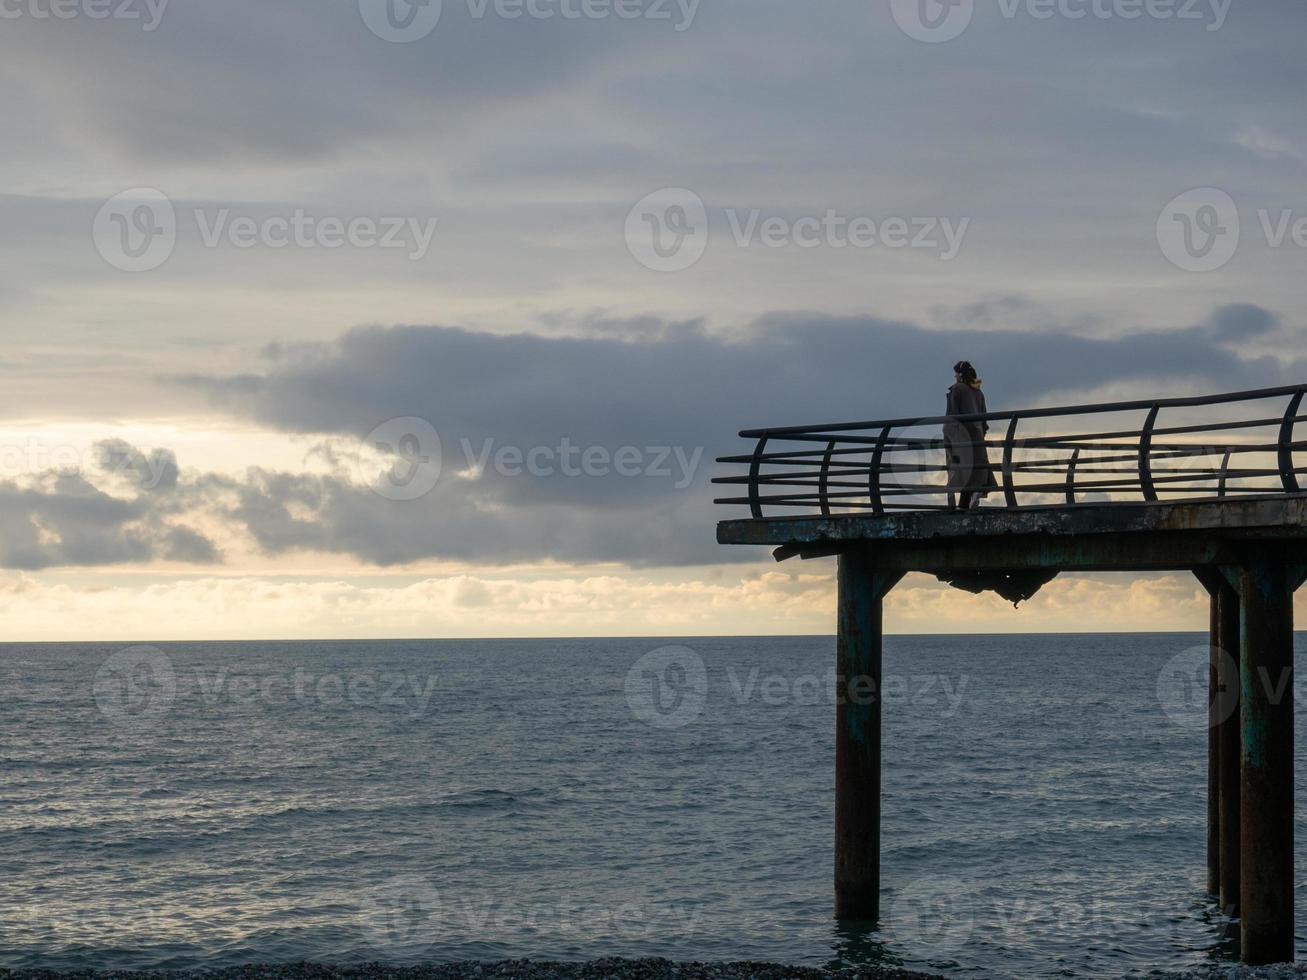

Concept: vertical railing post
[[1276, 390, 1303, 493], [1139, 404, 1160, 501], [1065, 447, 1081, 505], [1001, 416, 1020, 508], [868, 425, 892, 515], [819, 439, 837, 516], [747, 435, 769, 519]]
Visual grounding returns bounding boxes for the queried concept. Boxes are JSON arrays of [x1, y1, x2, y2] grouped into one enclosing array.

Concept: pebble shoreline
[[3, 960, 1307, 980]]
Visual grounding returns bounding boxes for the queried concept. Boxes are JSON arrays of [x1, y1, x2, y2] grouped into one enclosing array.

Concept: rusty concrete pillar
[[1205, 574, 1222, 896], [1195, 566, 1236, 899], [1214, 574, 1241, 915], [834, 550, 901, 921], [1237, 554, 1295, 964]]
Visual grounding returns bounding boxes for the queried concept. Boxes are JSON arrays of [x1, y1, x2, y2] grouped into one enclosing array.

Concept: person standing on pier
[[944, 360, 998, 509]]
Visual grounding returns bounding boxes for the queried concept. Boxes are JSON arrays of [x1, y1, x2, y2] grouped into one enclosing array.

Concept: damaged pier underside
[[719, 494, 1307, 599]]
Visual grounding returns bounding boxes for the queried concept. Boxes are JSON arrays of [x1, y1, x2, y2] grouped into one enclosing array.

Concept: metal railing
[[714, 383, 1307, 519]]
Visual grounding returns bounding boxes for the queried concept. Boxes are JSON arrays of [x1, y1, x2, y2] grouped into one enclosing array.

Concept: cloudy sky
[[0, 0, 1304, 639]]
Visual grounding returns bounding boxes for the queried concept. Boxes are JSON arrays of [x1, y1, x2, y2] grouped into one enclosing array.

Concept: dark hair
[[953, 360, 978, 384]]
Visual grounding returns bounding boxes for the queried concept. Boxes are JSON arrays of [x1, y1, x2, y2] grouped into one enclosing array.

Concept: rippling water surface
[[3, 634, 1306, 977]]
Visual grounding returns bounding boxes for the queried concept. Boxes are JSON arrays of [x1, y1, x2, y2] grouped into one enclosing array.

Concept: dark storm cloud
[[194, 306, 1297, 448], [0, 467, 219, 571], [1201, 303, 1280, 343], [216, 468, 709, 567], [163, 305, 1300, 567], [0, 305, 1296, 571]]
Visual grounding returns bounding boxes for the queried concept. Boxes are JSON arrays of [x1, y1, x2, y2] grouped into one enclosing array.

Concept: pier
[[714, 383, 1307, 965]]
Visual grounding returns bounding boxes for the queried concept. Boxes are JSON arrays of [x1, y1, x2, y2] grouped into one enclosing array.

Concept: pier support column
[[834, 549, 902, 921], [1214, 573, 1242, 915], [1237, 553, 1296, 964], [1197, 566, 1240, 903], [1195, 567, 1224, 896]]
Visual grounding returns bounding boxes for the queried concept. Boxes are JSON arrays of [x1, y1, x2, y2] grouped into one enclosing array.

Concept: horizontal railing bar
[[718, 438, 1307, 469], [1012, 466, 1292, 478], [720, 436, 1307, 463], [1024, 415, 1305, 444], [715, 470, 946, 486], [739, 476, 1243, 501], [719, 457, 946, 471], [738, 384, 1307, 438], [1022, 428, 1289, 448], [719, 436, 1307, 461], [721, 453, 1303, 483], [1006, 448, 1251, 470], [721, 472, 1304, 500], [715, 480, 1293, 508], [717, 461, 1307, 488]]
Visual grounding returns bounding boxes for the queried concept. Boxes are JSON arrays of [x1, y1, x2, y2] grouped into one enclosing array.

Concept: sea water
[[3, 634, 1305, 977]]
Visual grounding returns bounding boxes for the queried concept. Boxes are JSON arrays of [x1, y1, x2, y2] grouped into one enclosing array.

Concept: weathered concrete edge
[[718, 495, 1307, 547]]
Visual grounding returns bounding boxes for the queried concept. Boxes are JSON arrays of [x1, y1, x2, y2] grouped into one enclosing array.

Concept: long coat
[[943, 382, 999, 495]]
